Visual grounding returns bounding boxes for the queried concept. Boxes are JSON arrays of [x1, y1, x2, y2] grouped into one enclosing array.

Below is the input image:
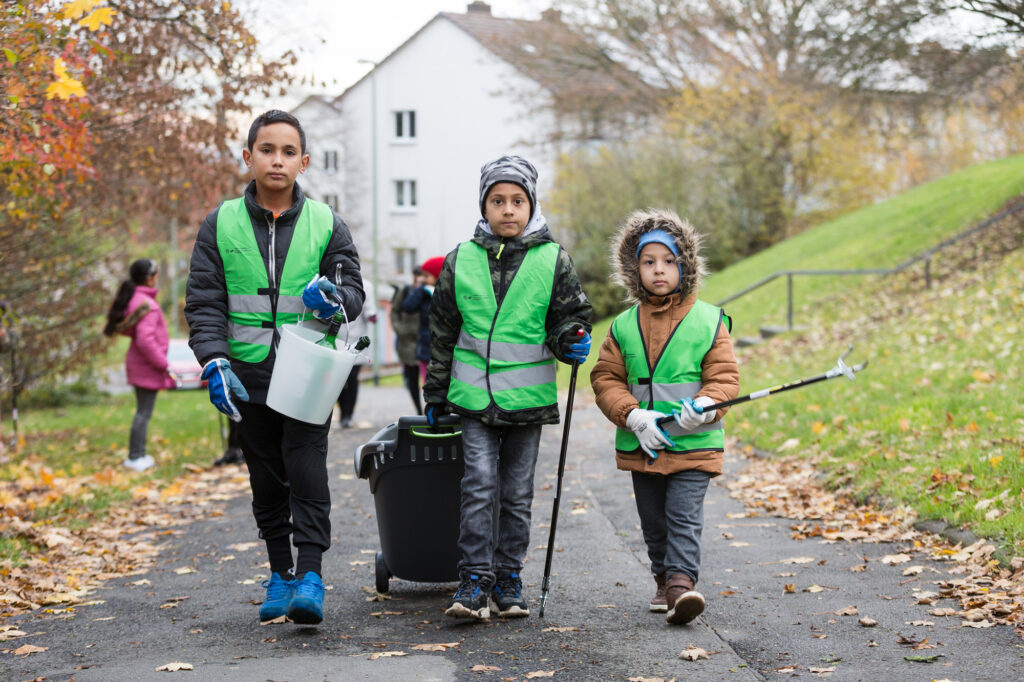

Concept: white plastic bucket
[[266, 324, 358, 424]]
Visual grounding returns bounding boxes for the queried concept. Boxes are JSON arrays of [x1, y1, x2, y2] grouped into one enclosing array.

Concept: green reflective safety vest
[[447, 241, 559, 413], [216, 197, 334, 363], [613, 299, 729, 454]]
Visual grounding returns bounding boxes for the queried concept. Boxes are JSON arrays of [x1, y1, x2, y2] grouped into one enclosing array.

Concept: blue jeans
[[457, 419, 542, 582], [631, 469, 711, 583]]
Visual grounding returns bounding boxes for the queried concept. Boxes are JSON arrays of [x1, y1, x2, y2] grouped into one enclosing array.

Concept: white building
[[296, 1, 639, 286], [293, 2, 641, 366]]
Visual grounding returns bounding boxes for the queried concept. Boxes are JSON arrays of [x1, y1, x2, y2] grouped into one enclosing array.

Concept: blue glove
[[562, 329, 591, 364], [201, 358, 249, 422], [425, 402, 448, 427], [302, 276, 341, 320]]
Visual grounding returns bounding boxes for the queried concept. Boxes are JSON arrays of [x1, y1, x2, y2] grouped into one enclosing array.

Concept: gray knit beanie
[[479, 155, 538, 219]]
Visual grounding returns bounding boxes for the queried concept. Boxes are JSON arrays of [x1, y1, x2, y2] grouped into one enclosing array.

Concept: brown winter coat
[[590, 209, 740, 476]]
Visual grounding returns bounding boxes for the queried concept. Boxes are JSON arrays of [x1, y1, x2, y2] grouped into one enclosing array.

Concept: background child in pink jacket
[[103, 258, 175, 472]]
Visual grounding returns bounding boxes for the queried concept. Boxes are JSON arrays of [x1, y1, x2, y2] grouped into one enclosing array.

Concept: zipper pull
[[496, 242, 505, 260]]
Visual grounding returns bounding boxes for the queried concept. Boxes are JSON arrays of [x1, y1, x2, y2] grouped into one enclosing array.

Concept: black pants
[[236, 401, 332, 554], [337, 365, 361, 422], [403, 363, 422, 415]]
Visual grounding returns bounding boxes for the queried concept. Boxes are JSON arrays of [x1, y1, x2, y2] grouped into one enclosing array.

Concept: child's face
[[484, 182, 531, 238], [422, 272, 437, 286], [638, 242, 680, 296], [242, 122, 309, 195]]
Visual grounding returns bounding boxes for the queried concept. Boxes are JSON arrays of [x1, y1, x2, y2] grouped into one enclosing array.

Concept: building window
[[394, 111, 416, 139], [323, 194, 339, 212], [324, 150, 338, 171], [393, 247, 418, 275], [394, 180, 417, 208]]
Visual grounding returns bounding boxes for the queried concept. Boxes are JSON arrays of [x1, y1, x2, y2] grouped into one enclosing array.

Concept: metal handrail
[[715, 199, 1024, 331]]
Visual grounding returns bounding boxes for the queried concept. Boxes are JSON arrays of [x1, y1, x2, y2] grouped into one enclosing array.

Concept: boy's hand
[[625, 408, 674, 459], [202, 358, 249, 422], [302, 276, 342, 320], [673, 396, 716, 431], [425, 402, 448, 427], [560, 328, 590, 364]]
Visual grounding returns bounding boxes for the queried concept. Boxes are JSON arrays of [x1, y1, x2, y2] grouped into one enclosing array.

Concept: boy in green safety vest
[[591, 209, 739, 625], [423, 155, 592, 620], [185, 110, 364, 626]]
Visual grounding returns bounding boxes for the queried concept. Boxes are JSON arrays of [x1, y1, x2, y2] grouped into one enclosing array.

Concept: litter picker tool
[[656, 345, 869, 430], [539, 330, 584, 618]]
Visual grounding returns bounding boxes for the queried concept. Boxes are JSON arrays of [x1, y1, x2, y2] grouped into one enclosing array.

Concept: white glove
[[625, 408, 674, 459], [674, 396, 717, 431]]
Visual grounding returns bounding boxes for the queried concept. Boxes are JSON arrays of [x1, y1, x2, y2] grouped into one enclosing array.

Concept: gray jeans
[[631, 469, 712, 583], [457, 419, 542, 582], [129, 387, 158, 460]]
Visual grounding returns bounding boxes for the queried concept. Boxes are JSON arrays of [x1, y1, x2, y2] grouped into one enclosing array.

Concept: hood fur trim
[[611, 208, 706, 305]]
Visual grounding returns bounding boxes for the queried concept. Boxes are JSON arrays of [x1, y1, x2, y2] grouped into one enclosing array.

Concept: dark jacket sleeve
[[544, 247, 593, 362], [422, 251, 460, 405], [185, 207, 230, 366], [321, 213, 365, 322]]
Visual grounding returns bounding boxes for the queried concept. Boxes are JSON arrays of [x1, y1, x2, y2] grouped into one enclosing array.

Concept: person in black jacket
[[185, 110, 363, 626]]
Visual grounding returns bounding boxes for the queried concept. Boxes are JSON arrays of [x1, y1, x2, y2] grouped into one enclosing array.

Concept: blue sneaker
[[259, 572, 295, 621], [287, 572, 325, 624]]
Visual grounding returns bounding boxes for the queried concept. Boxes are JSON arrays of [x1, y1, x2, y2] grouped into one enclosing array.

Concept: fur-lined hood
[[611, 208, 707, 305]]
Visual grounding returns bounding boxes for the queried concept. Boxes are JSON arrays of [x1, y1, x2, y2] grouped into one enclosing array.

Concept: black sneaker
[[445, 574, 492, 620], [491, 572, 529, 617], [213, 448, 244, 466]]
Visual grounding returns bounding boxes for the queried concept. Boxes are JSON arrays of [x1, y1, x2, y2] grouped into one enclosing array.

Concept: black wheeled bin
[[355, 415, 465, 593]]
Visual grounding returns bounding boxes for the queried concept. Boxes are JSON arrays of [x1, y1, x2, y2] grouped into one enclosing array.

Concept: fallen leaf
[[928, 608, 958, 617], [880, 554, 911, 565], [13, 644, 48, 655], [907, 620, 934, 627], [595, 604, 618, 608], [803, 584, 825, 593], [783, 584, 796, 593], [541, 626, 579, 632], [835, 606, 859, 616], [679, 646, 710, 661], [901, 566, 924, 576], [228, 542, 260, 551], [471, 664, 501, 672], [173, 567, 195, 575], [524, 672, 555, 679], [809, 667, 836, 675], [369, 651, 408, 660], [961, 620, 996, 628], [904, 654, 942, 663], [411, 642, 460, 651], [781, 556, 816, 564], [858, 617, 878, 627], [0, 629, 28, 642], [155, 662, 194, 671], [260, 615, 287, 625]]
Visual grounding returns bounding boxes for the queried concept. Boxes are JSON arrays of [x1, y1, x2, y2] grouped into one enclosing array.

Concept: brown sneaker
[[649, 573, 667, 613], [665, 573, 705, 625]]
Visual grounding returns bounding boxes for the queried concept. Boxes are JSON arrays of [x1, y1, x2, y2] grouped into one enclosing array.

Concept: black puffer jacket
[[185, 181, 364, 403]]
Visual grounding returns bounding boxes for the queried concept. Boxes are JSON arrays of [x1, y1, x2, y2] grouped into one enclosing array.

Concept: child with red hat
[[401, 255, 445, 380]]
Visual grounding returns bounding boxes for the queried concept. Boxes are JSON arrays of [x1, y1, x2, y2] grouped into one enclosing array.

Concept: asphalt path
[[5, 386, 1023, 681]]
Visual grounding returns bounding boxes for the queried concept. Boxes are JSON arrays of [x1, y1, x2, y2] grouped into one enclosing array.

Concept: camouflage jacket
[[423, 224, 592, 426]]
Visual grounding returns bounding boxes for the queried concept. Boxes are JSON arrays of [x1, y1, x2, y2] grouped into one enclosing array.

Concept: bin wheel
[[375, 551, 391, 594]]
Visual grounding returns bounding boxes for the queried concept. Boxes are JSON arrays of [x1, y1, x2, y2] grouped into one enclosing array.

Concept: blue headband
[[635, 229, 679, 259]]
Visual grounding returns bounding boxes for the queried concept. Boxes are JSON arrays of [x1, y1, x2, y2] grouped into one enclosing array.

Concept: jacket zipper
[[484, 239, 511, 395], [267, 214, 277, 322]]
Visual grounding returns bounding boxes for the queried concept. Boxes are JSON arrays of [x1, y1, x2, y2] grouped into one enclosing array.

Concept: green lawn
[[700, 155, 1024, 339]]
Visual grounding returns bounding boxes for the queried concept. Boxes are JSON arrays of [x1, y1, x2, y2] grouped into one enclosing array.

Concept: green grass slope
[[701, 155, 1024, 339]]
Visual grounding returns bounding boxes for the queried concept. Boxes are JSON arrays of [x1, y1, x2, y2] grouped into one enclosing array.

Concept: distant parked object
[[167, 339, 204, 390]]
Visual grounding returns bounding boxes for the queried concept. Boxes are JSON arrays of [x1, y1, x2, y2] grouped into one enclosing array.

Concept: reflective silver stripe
[[452, 360, 487, 389], [452, 359, 556, 391], [456, 330, 552, 363], [662, 419, 724, 437], [278, 295, 306, 314], [490, 363, 556, 392], [629, 381, 702, 403], [228, 322, 273, 346], [228, 294, 271, 314]]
